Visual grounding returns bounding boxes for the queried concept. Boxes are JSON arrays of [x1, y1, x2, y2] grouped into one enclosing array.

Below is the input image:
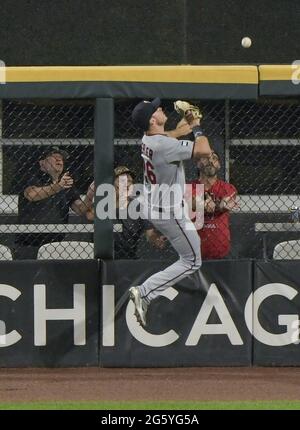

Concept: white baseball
[[241, 37, 252, 48]]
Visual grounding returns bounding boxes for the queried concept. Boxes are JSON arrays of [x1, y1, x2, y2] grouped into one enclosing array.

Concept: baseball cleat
[[129, 286, 148, 327]]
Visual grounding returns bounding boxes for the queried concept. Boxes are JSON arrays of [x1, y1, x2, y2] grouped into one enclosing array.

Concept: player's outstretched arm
[[192, 135, 211, 159], [185, 112, 212, 158], [166, 118, 192, 139]]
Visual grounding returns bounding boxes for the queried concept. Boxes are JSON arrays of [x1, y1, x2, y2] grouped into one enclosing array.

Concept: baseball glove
[[174, 100, 203, 120]]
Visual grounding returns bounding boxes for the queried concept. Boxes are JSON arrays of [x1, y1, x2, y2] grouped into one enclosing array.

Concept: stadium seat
[[273, 240, 300, 260], [37, 241, 94, 260], [0, 244, 13, 260]]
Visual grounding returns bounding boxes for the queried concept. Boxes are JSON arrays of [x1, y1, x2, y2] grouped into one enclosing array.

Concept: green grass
[[0, 401, 300, 410]]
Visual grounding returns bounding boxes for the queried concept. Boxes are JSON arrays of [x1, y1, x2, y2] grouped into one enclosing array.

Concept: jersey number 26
[[144, 160, 157, 184]]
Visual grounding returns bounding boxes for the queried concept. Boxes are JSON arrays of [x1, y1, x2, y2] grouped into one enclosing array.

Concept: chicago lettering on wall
[[0, 260, 99, 367], [0, 259, 300, 367], [100, 260, 253, 366]]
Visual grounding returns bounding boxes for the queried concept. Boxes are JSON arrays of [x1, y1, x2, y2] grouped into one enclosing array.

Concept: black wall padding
[[0, 0, 184, 66], [187, 0, 300, 64], [0, 0, 298, 65]]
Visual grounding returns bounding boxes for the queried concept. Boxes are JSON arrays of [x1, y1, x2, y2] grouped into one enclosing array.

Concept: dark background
[[0, 0, 299, 66]]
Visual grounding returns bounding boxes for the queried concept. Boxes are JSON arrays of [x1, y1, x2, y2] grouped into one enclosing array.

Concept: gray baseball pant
[[139, 205, 202, 304]]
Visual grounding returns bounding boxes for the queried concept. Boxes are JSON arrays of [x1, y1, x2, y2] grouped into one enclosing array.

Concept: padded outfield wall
[[0, 260, 299, 367], [0, 0, 299, 66], [0, 65, 298, 366]]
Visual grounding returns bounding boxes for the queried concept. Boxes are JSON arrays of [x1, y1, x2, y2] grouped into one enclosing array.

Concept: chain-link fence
[[0, 99, 94, 260], [0, 97, 300, 260], [115, 98, 300, 261]]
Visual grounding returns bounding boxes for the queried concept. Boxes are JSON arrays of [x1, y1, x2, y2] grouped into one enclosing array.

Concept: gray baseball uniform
[[139, 133, 201, 304]]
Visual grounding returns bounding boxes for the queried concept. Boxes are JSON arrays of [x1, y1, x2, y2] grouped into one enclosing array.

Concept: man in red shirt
[[191, 151, 238, 259]]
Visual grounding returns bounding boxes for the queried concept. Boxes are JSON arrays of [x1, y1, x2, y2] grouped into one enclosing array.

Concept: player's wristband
[[192, 126, 204, 139]]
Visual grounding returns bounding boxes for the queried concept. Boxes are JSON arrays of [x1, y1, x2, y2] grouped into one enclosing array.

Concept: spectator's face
[[198, 152, 220, 177], [114, 173, 134, 201], [40, 153, 64, 176]]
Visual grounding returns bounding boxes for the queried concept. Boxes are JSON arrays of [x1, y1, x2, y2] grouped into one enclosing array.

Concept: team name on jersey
[[142, 143, 153, 160]]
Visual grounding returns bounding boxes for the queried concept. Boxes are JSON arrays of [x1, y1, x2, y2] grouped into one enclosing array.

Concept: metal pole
[[94, 98, 114, 259]]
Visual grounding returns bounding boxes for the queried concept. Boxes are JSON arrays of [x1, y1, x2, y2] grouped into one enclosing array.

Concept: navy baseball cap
[[131, 98, 161, 131]]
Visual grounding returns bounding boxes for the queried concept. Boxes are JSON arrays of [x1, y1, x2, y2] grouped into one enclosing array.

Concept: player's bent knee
[[182, 253, 202, 271], [193, 256, 202, 271]]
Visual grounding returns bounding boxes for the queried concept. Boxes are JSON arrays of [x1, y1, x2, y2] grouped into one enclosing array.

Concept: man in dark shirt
[[15, 146, 94, 258]]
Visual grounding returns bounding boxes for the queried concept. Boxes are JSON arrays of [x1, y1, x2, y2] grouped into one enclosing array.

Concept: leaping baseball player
[[130, 98, 212, 326]]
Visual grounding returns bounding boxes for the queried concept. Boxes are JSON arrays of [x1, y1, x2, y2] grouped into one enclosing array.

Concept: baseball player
[[129, 98, 212, 326]]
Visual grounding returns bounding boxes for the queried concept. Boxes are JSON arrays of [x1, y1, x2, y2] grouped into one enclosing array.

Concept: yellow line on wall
[[259, 65, 296, 81], [5, 66, 258, 84]]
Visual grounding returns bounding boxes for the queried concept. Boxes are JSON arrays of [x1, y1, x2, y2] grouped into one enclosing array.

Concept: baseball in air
[[241, 37, 252, 48]]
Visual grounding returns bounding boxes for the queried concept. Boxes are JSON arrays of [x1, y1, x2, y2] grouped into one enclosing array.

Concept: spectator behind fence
[[190, 151, 238, 259], [86, 165, 166, 258], [15, 146, 94, 259]]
